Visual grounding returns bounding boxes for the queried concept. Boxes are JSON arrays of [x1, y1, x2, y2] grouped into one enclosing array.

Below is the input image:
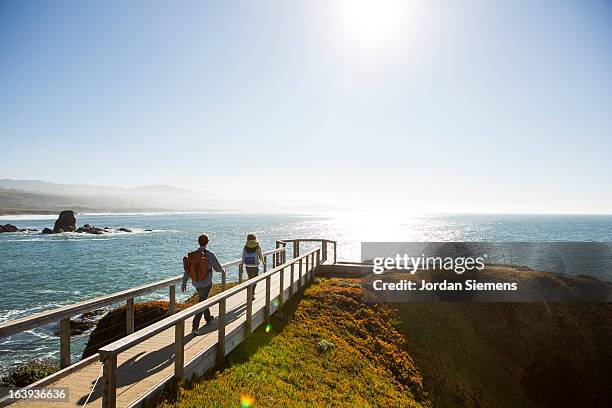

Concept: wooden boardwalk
[[10, 266, 297, 408]]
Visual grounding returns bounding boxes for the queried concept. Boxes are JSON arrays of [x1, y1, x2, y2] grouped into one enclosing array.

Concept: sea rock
[[75, 224, 105, 234], [0, 224, 19, 233], [53, 210, 76, 233], [117, 227, 132, 233], [51, 309, 106, 337], [42, 228, 54, 234]]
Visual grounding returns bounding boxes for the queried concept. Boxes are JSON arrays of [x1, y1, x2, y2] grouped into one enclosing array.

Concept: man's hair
[[247, 233, 257, 241], [198, 233, 209, 247]]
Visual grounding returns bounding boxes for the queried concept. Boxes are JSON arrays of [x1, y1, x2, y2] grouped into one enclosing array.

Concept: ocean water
[[1, 212, 611, 374]]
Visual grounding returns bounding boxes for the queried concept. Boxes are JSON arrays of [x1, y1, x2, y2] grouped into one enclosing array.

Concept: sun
[[335, 0, 409, 50]]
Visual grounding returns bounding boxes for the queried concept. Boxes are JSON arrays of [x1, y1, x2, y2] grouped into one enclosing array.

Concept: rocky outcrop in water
[[52, 309, 106, 336], [53, 210, 76, 233], [0, 224, 18, 233], [37, 210, 135, 234], [0, 224, 38, 233], [75, 224, 105, 234]]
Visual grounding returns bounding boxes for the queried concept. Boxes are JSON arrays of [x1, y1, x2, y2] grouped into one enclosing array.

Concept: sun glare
[[335, 0, 409, 50]]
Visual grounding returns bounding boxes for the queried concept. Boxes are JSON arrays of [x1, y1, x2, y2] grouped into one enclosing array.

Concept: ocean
[[1, 212, 612, 374]]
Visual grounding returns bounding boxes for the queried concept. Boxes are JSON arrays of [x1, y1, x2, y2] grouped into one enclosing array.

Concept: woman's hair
[[247, 233, 257, 241], [198, 233, 209, 246]]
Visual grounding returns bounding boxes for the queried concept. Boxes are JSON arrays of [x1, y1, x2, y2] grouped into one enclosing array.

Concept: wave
[[1, 228, 166, 242], [78, 211, 251, 216], [0, 214, 58, 221]]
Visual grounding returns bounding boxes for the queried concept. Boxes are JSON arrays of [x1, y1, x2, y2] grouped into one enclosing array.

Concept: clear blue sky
[[1, 0, 611, 213]]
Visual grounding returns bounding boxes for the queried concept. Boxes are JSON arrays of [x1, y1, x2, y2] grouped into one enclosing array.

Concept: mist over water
[[1, 212, 612, 373]]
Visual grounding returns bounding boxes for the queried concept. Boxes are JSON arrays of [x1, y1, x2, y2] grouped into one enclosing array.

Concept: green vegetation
[[0, 360, 59, 387], [158, 279, 431, 408], [155, 274, 611, 408], [396, 303, 535, 408]]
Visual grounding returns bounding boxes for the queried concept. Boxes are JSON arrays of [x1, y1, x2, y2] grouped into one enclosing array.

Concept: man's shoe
[[205, 317, 215, 326]]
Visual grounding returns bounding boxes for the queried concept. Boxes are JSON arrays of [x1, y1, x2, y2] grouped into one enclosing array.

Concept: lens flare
[[265, 323, 272, 333], [240, 393, 255, 407], [271, 298, 280, 308]]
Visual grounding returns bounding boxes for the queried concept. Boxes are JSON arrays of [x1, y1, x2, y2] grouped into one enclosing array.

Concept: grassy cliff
[[158, 280, 431, 407], [156, 273, 611, 408]]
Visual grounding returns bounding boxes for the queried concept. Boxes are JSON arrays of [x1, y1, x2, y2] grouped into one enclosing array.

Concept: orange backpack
[[183, 250, 209, 282]]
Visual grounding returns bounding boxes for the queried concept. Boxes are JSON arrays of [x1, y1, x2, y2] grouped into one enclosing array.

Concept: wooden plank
[[174, 320, 184, 383], [102, 354, 117, 408], [334, 242, 337, 264], [217, 298, 226, 371], [245, 284, 253, 334], [289, 263, 294, 297], [298, 259, 303, 289], [126, 298, 134, 335], [59, 318, 70, 369], [265, 276, 271, 323], [279, 265, 284, 306], [169, 285, 176, 315]]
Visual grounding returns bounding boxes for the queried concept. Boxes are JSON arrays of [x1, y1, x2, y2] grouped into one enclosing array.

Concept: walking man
[[181, 233, 225, 335]]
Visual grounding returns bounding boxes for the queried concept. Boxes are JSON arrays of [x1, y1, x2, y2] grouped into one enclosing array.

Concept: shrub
[[316, 339, 336, 353], [0, 360, 59, 387]]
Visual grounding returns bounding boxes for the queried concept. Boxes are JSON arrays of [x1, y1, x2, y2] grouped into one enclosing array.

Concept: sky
[[1, 0, 611, 214]]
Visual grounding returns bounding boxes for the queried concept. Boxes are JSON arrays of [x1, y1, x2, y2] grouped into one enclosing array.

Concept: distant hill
[[0, 179, 338, 215]]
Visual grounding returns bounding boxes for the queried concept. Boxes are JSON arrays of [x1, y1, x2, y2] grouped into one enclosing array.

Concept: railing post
[[169, 285, 176, 315], [102, 353, 117, 408], [59, 318, 70, 368], [311, 253, 315, 280], [126, 297, 134, 335], [294, 240, 300, 258], [265, 275, 271, 323], [174, 319, 184, 383], [299, 258, 303, 289], [289, 263, 294, 298], [217, 298, 226, 371], [322, 241, 328, 262], [245, 284, 253, 334], [263, 256, 267, 272], [239, 264, 244, 283], [333, 241, 337, 264], [306, 254, 310, 283], [222, 270, 226, 292], [279, 264, 285, 306], [309, 253, 313, 281]]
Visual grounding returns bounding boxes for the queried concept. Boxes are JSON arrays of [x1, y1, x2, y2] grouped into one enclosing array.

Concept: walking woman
[[242, 233, 264, 298]]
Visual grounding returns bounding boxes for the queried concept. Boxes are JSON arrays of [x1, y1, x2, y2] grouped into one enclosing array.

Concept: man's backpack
[[183, 250, 209, 282]]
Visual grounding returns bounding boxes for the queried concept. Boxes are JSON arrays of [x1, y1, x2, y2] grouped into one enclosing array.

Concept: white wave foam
[[0, 214, 57, 221]]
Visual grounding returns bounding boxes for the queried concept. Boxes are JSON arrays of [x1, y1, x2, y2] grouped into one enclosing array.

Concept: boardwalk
[[10, 264, 300, 408]]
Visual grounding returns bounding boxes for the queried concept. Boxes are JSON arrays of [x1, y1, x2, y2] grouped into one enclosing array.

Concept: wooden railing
[[98, 248, 321, 408], [0, 247, 286, 370], [277, 238, 337, 264]]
